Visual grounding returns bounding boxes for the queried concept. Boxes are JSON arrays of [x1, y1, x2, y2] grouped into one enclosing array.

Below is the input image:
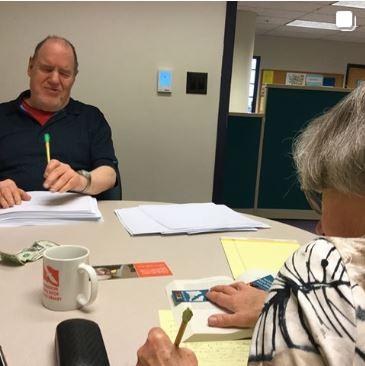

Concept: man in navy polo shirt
[[0, 36, 118, 208]]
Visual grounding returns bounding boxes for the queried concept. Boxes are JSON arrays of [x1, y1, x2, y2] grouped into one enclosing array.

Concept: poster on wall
[[323, 77, 336, 87], [262, 70, 274, 84], [305, 74, 324, 86], [285, 72, 306, 86]]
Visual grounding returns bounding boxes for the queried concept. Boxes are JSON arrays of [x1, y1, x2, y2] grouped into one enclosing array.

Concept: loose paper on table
[[115, 203, 270, 235]]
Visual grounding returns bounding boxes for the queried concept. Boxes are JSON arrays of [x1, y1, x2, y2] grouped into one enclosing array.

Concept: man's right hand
[[137, 328, 198, 366], [0, 179, 31, 208]]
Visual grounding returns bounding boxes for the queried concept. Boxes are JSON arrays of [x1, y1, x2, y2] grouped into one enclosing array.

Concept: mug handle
[[76, 263, 98, 307]]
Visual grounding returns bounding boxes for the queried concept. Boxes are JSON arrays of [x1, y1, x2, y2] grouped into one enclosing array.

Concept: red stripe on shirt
[[21, 100, 54, 126]]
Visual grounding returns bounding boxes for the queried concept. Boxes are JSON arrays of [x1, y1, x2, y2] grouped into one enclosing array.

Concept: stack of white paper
[[0, 191, 102, 227], [115, 203, 269, 235]]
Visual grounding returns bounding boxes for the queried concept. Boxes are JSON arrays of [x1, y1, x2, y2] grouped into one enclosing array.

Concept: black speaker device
[[55, 318, 110, 366]]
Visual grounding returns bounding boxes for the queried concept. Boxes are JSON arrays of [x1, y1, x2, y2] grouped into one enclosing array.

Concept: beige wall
[[229, 10, 256, 113], [0, 1, 226, 202], [254, 35, 365, 75]]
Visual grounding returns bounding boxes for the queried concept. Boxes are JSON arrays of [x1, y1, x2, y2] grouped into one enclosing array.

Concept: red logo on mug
[[43, 265, 59, 287]]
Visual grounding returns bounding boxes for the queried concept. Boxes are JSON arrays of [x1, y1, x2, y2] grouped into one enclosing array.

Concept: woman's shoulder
[[249, 237, 361, 366], [289, 236, 365, 291], [277, 237, 345, 284], [328, 236, 365, 284]]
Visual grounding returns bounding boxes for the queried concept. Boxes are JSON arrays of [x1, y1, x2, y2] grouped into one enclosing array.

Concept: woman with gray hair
[[136, 85, 365, 366], [295, 84, 365, 237], [247, 84, 365, 366]]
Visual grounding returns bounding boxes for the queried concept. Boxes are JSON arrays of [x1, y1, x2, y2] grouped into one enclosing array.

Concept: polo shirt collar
[[11, 90, 81, 116]]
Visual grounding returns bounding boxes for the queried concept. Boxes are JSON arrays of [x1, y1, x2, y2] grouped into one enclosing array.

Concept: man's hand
[[206, 282, 267, 328], [136, 328, 198, 366], [0, 179, 31, 208], [43, 159, 86, 193]]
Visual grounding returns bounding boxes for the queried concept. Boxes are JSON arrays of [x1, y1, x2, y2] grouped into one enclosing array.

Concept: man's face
[[27, 40, 76, 112], [316, 189, 365, 237]]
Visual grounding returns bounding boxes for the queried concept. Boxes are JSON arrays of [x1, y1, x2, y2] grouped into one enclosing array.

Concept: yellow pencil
[[44, 133, 51, 163]]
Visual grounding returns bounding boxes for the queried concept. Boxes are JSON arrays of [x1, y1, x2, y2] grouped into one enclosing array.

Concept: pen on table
[[44, 133, 51, 163], [174, 308, 193, 348], [0, 346, 8, 366]]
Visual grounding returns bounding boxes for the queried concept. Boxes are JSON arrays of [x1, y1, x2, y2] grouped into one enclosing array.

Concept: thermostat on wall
[[157, 70, 172, 93]]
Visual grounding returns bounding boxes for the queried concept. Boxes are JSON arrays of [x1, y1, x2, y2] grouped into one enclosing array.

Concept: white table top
[[0, 201, 316, 365]]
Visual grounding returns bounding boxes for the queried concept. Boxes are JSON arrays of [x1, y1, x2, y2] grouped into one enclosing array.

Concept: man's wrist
[[77, 170, 91, 193]]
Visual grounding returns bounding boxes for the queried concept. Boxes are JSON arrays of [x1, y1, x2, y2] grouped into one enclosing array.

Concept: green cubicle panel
[[222, 114, 262, 208], [258, 86, 349, 210]]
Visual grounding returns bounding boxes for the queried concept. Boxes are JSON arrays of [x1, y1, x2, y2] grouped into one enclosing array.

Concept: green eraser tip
[[44, 133, 50, 142], [182, 308, 193, 322]]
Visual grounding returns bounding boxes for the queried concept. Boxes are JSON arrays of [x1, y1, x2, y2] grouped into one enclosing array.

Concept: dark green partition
[[222, 114, 262, 208], [258, 86, 349, 210]]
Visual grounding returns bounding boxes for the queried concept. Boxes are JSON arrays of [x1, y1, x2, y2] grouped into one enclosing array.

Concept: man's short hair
[[293, 84, 365, 196], [32, 35, 79, 74]]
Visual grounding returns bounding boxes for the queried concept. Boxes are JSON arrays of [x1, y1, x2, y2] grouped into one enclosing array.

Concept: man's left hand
[[43, 159, 86, 193]]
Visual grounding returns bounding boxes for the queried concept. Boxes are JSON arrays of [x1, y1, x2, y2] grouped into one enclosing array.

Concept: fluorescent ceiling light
[[286, 20, 338, 30], [333, 1, 365, 9], [336, 10, 357, 30]]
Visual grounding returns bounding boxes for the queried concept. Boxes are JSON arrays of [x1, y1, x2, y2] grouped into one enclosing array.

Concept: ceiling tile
[[247, 8, 307, 18], [316, 4, 365, 16], [238, 1, 332, 12], [268, 25, 338, 37], [242, 1, 365, 43], [255, 22, 281, 32], [300, 13, 337, 23], [256, 15, 293, 26]]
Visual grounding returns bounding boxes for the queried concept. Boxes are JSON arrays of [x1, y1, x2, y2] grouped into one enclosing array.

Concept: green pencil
[[44, 133, 51, 163]]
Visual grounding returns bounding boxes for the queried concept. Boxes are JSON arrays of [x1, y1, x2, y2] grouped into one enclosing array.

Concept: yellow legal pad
[[159, 310, 251, 366], [220, 237, 300, 279]]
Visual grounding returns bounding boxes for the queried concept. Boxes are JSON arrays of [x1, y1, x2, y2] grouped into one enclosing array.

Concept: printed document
[[0, 191, 102, 226]]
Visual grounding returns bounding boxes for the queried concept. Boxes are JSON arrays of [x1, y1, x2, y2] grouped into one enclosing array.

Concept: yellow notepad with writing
[[221, 237, 299, 280], [159, 310, 251, 366]]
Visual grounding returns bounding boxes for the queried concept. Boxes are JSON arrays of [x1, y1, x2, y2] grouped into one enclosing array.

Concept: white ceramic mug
[[42, 245, 98, 311]]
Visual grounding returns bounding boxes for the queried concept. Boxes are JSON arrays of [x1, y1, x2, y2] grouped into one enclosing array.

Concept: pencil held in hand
[[174, 308, 193, 347], [44, 133, 51, 163]]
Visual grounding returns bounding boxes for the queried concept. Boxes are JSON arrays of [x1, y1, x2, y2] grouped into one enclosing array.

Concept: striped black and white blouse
[[249, 237, 365, 366]]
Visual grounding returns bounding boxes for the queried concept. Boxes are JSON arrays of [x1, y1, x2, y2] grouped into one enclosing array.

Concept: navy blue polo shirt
[[0, 91, 118, 191]]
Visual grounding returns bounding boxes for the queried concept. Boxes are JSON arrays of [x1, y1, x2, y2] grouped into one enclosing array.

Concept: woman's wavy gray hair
[[293, 84, 365, 196]]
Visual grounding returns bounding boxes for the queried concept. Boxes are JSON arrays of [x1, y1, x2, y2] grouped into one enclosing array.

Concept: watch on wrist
[[77, 170, 91, 193]]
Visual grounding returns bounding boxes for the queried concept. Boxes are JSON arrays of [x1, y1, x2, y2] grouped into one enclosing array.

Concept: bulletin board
[[258, 69, 344, 112]]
